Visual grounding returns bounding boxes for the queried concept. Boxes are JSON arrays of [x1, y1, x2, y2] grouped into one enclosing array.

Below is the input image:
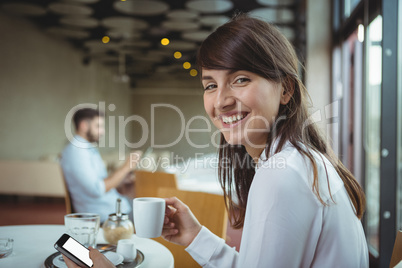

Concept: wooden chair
[[390, 230, 402, 267], [154, 187, 228, 268], [134, 170, 178, 198], [60, 169, 74, 214]]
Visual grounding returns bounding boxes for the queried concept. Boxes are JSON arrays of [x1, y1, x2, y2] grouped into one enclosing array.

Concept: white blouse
[[186, 142, 369, 268]]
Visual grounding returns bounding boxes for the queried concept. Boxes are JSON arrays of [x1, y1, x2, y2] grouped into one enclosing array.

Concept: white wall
[[129, 83, 217, 160], [305, 0, 332, 135], [0, 12, 133, 160]]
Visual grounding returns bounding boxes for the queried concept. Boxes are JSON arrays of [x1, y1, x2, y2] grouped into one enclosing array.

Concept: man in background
[[61, 108, 141, 222]]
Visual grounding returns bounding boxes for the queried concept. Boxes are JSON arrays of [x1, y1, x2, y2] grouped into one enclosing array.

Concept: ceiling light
[[183, 62, 191, 69], [161, 38, 170, 46], [190, 69, 198, 77], [102, 36, 110, 43], [174, 51, 182, 59]]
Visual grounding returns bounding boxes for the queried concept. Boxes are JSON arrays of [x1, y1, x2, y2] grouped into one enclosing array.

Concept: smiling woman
[[197, 12, 365, 225], [161, 13, 368, 268]]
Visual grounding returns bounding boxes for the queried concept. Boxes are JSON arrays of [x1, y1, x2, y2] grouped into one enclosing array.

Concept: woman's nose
[[214, 85, 235, 110]]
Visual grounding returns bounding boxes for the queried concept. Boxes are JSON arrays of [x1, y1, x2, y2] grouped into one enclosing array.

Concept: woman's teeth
[[222, 114, 246, 124]]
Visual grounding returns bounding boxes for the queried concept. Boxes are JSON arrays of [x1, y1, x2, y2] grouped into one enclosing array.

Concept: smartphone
[[54, 233, 93, 268]]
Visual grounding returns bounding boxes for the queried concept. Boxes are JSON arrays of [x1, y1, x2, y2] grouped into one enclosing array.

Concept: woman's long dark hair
[[197, 14, 365, 229]]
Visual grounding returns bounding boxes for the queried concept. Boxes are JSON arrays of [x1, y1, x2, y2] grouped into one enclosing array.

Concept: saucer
[[104, 251, 124, 265], [45, 244, 144, 268]]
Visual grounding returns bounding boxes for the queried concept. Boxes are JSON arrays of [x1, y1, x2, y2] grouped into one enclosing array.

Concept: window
[[332, 0, 402, 265], [364, 15, 382, 255], [344, 0, 361, 18]]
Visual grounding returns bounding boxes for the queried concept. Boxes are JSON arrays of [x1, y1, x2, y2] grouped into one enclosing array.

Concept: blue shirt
[[61, 135, 131, 222]]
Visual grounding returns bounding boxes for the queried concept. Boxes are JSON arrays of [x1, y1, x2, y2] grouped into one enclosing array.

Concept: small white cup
[[116, 239, 137, 262], [133, 197, 166, 238]]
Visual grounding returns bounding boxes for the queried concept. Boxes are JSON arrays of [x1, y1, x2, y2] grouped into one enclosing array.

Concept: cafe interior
[[0, 0, 401, 267]]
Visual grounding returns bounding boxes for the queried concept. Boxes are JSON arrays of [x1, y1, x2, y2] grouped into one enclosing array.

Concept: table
[[168, 153, 224, 196], [0, 225, 174, 268], [178, 178, 223, 195]]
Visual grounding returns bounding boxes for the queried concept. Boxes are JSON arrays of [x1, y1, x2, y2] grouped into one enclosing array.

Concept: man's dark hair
[[73, 108, 104, 130]]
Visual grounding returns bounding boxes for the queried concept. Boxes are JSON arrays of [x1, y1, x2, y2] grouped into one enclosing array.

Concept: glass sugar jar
[[102, 198, 134, 245]]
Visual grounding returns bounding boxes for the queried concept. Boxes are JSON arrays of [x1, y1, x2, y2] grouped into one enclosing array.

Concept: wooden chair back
[[134, 170, 178, 197], [154, 187, 228, 268], [60, 169, 74, 214], [390, 230, 402, 267]]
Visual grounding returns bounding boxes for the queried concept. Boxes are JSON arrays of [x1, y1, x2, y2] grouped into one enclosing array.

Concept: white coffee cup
[[116, 239, 137, 262], [133, 197, 166, 238]]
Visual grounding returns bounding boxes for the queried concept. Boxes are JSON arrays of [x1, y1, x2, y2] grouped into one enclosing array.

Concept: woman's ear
[[280, 79, 295, 105]]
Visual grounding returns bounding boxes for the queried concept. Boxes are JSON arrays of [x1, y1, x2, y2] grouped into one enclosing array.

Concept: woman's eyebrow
[[201, 75, 213, 80]]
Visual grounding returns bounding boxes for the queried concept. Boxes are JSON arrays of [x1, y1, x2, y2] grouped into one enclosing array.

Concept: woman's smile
[[217, 111, 250, 127]]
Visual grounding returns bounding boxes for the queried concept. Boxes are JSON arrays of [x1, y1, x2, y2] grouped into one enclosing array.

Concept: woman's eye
[[204, 84, 217, 90], [234, 77, 250, 84]]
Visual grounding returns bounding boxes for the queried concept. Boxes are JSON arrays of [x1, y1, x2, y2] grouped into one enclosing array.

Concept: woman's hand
[[162, 197, 202, 247], [62, 247, 115, 268], [88, 248, 115, 267], [62, 254, 81, 268]]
